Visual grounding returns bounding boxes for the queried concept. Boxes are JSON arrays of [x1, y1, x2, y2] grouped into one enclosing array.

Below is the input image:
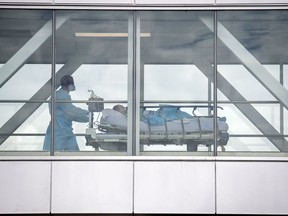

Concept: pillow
[[101, 109, 128, 129]]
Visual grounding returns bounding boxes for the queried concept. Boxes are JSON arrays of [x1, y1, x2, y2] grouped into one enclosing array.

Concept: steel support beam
[[200, 16, 288, 110], [193, 58, 288, 152], [0, 15, 68, 88]]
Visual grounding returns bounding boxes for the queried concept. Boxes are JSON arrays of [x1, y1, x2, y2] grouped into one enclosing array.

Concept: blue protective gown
[[43, 88, 89, 151]]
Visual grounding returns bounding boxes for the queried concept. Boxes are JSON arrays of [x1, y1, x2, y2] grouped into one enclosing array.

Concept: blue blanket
[[141, 105, 194, 125]]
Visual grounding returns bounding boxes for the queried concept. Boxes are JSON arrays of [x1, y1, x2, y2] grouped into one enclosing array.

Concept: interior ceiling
[[1, 10, 288, 66]]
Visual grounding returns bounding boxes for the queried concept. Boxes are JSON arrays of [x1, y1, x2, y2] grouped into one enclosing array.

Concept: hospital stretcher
[[85, 102, 229, 152]]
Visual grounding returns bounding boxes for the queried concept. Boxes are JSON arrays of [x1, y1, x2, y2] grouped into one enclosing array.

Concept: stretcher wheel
[[219, 132, 229, 145], [187, 143, 198, 152]]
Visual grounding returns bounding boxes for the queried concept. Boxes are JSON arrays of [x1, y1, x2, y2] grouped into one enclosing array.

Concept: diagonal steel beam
[[0, 55, 86, 145], [194, 59, 288, 152], [200, 16, 288, 110], [197, 16, 288, 151], [0, 15, 68, 88]]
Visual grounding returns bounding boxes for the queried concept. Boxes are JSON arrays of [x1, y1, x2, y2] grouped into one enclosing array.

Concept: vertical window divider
[[280, 64, 284, 136], [135, 13, 141, 156], [128, 12, 135, 156], [50, 10, 56, 156], [213, 11, 218, 156]]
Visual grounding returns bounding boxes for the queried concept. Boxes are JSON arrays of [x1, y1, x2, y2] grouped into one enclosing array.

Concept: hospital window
[[217, 11, 288, 155], [0, 9, 288, 156]]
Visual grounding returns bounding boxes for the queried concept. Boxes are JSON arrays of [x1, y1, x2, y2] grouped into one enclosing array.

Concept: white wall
[[216, 161, 288, 214], [0, 157, 288, 214], [134, 161, 215, 214], [0, 161, 50, 214], [51, 161, 133, 214], [217, 0, 288, 3]]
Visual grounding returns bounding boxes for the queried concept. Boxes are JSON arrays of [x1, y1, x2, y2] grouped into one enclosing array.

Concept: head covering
[[60, 75, 74, 87]]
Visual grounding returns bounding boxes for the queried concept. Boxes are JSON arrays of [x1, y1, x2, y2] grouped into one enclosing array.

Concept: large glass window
[[51, 11, 132, 155], [137, 11, 218, 155], [1, 9, 288, 156], [0, 10, 52, 154], [217, 11, 288, 155]]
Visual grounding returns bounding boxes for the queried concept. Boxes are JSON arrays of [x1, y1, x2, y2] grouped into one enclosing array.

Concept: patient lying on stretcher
[[95, 104, 229, 149], [111, 104, 227, 128], [113, 104, 128, 116]]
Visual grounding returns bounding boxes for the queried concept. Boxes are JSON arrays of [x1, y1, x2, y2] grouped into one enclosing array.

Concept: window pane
[[0, 10, 52, 155], [52, 10, 132, 155], [217, 11, 288, 155], [138, 11, 217, 155], [0, 103, 50, 153]]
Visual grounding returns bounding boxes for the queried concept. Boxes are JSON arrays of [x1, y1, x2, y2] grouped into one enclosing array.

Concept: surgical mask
[[68, 84, 76, 92]]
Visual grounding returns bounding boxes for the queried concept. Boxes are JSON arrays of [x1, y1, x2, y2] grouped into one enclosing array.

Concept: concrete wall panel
[[54, 0, 134, 4], [0, 161, 51, 214], [216, 0, 288, 4], [51, 161, 133, 214], [134, 161, 216, 214], [216, 161, 288, 214], [135, 0, 214, 5]]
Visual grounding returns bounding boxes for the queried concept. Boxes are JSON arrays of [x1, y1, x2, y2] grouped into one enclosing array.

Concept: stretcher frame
[[85, 105, 229, 152]]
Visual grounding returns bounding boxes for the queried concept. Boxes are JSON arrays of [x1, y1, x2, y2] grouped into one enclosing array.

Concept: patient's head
[[113, 104, 127, 115]]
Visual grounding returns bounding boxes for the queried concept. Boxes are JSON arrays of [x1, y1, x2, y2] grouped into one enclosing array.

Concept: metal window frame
[[1, 5, 288, 156]]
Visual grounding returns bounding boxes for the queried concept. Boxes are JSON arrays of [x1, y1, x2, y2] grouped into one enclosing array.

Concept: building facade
[[1, 0, 288, 215]]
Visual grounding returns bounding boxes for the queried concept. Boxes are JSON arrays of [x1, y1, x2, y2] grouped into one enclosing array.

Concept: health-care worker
[[43, 75, 89, 151]]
